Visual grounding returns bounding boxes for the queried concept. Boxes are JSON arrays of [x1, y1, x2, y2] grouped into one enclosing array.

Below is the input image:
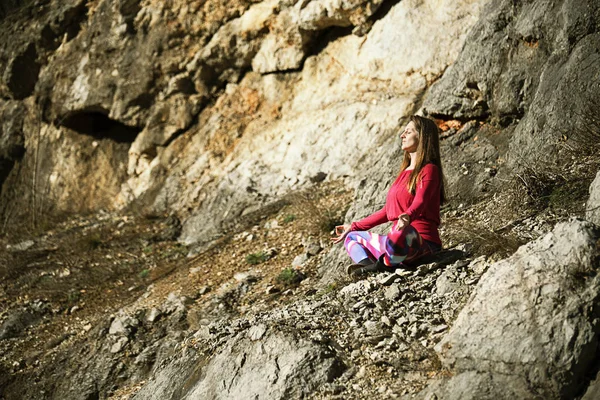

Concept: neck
[[408, 152, 417, 170]]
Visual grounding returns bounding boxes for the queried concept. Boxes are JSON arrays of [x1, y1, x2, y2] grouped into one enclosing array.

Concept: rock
[[8, 239, 34, 252], [582, 368, 600, 400], [108, 315, 138, 336], [198, 286, 211, 296], [233, 272, 258, 283], [379, 273, 400, 286], [411, 371, 535, 400], [292, 253, 309, 267], [110, 336, 129, 354], [384, 285, 401, 301], [265, 285, 280, 294], [305, 242, 322, 257], [0, 308, 40, 340], [427, 220, 600, 399], [146, 308, 161, 323], [424, 0, 600, 173], [134, 332, 346, 400], [0, 100, 26, 187], [162, 292, 190, 314], [135, 346, 157, 366], [339, 280, 375, 298], [586, 170, 600, 225], [247, 324, 267, 341], [467, 255, 489, 275]]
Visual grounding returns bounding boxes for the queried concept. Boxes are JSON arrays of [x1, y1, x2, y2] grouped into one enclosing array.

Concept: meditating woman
[[332, 115, 446, 275]]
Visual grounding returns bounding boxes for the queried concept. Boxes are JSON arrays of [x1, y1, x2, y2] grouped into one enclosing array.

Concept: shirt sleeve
[[351, 206, 388, 231], [405, 165, 439, 220]]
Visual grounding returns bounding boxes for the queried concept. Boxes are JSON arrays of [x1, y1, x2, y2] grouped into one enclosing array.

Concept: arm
[[350, 206, 388, 231]]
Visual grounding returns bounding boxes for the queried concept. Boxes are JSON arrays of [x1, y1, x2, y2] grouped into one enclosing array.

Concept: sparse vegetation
[[283, 214, 296, 224], [245, 251, 269, 265], [284, 184, 351, 234], [276, 267, 305, 286], [445, 218, 525, 259]]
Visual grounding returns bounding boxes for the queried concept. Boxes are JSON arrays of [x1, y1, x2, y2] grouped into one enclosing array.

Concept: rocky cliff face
[[0, 0, 484, 248], [1, 0, 600, 399]]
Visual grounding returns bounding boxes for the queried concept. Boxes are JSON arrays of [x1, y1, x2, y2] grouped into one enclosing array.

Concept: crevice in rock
[[40, 0, 88, 51], [368, 0, 404, 25], [118, 0, 141, 34], [59, 110, 140, 143], [427, 109, 490, 124], [160, 98, 209, 150], [0, 158, 18, 192], [304, 26, 354, 59], [7, 42, 40, 100]]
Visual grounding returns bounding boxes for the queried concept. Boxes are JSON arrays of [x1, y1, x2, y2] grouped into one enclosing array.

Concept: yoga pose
[[332, 115, 446, 276]]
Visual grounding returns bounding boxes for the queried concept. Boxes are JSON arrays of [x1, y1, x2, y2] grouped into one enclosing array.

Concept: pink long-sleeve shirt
[[350, 163, 442, 245]]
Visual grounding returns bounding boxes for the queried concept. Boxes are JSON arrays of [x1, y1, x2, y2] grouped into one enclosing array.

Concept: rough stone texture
[[0, 0, 485, 238], [0, 119, 131, 215], [133, 331, 345, 400], [423, 220, 600, 399], [0, 0, 88, 100], [410, 371, 535, 400], [0, 100, 26, 187], [587, 170, 600, 226], [582, 370, 600, 400], [166, 0, 485, 247], [424, 0, 600, 169]]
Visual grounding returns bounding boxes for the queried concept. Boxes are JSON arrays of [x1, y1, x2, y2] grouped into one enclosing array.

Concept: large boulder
[[413, 220, 600, 399], [133, 330, 345, 400]]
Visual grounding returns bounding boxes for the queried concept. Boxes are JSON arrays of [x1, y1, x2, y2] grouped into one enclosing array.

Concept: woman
[[332, 115, 446, 276]]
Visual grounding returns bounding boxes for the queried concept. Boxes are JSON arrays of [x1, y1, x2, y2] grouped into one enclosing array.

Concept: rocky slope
[[1, 0, 600, 399]]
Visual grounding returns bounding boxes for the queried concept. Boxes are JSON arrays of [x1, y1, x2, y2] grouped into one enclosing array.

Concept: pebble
[[110, 337, 129, 353]]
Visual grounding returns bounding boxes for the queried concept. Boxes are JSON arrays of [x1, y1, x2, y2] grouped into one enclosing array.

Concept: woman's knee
[[387, 226, 419, 246], [344, 231, 358, 247]]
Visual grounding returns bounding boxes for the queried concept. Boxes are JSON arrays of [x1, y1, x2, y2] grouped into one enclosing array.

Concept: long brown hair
[[399, 115, 446, 204]]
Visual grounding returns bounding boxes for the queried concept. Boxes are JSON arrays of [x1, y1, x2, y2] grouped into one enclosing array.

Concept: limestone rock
[[429, 220, 600, 399], [133, 331, 345, 400], [183, 331, 345, 399], [410, 371, 535, 400], [586, 170, 600, 225], [181, 0, 485, 248], [424, 0, 600, 169], [108, 314, 138, 336]]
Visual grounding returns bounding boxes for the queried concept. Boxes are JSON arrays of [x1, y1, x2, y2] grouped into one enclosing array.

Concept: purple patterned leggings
[[344, 225, 440, 267]]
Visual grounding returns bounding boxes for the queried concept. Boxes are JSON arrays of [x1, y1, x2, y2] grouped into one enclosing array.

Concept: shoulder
[[419, 163, 440, 178]]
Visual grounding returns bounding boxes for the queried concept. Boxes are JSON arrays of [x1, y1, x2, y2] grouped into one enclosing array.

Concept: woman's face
[[400, 121, 419, 153]]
